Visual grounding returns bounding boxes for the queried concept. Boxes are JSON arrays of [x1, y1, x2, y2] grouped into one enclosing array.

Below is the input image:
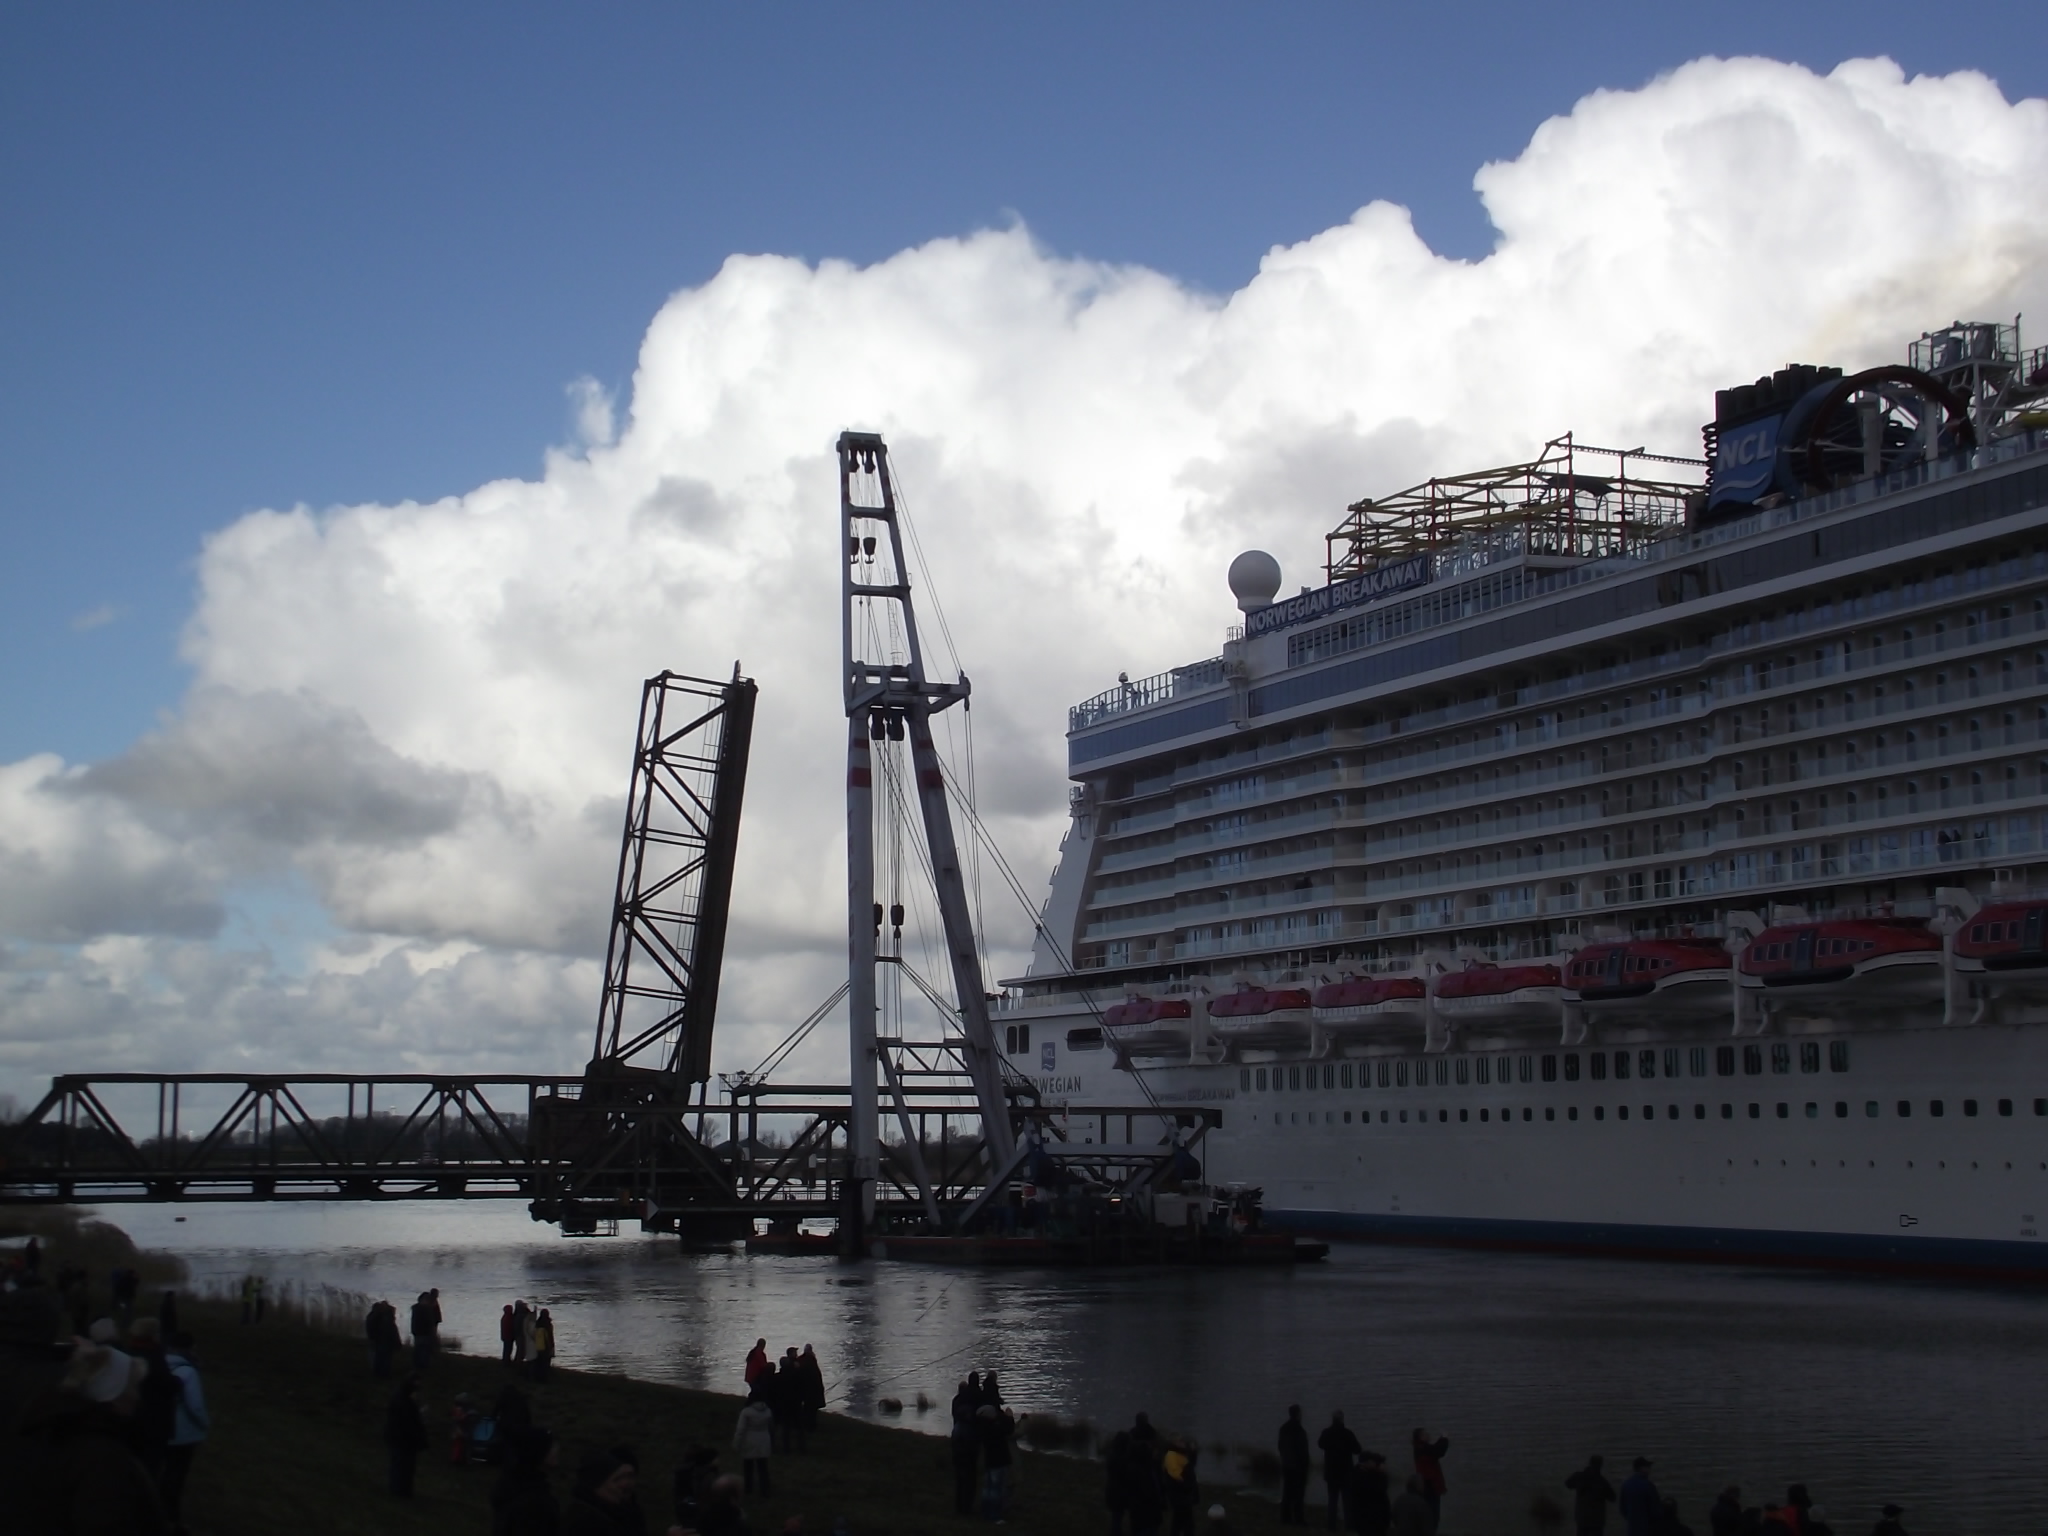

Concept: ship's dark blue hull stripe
[[1269, 1208, 2048, 1277]]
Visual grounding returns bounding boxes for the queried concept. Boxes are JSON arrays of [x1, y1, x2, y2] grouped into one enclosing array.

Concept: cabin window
[[1520, 1055, 1534, 1084], [1640, 1050, 1658, 1080], [1748, 1104, 1761, 1119], [1563, 1054, 1581, 1082], [1776, 1103, 1789, 1119], [1395, 1062, 1408, 1087], [1241, 1068, 1251, 1091], [1999, 1098, 2013, 1116], [1771, 1044, 1791, 1074], [1930, 1099, 1945, 1118], [1615, 1052, 1632, 1081], [1255, 1068, 1268, 1091], [1663, 1048, 1680, 1079], [2036, 1099, 2047, 1116], [1897, 1100, 1912, 1117], [1717, 1046, 1736, 1077], [1339, 1064, 1353, 1089], [1721, 1104, 1733, 1119], [1476, 1057, 1492, 1085], [1690, 1047, 1708, 1078], [1067, 1028, 1105, 1052], [1743, 1045, 1763, 1076], [1964, 1099, 1978, 1117], [1866, 1101, 1879, 1117], [1377, 1062, 1391, 1088], [1454, 1058, 1470, 1085], [1590, 1054, 1607, 1082], [1289, 1067, 1302, 1090], [1835, 1102, 1848, 1118], [1324, 1065, 1337, 1090], [1829, 1040, 1850, 1072], [1542, 1054, 1558, 1082], [1800, 1042, 1821, 1073], [1434, 1059, 1449, 1087]]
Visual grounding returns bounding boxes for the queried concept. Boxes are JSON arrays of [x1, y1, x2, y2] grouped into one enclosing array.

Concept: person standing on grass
[[501, 1303, 519, 1365], [978, 1401, 1016, 1523], [950, 1377, 981, 1516], [1567, 1454, 1617, 1536], [493, 1427, 562, 1536], [1277, 1405, 1310, 1525], [1410, 1429, 1449, 1535], [410, 1290, 440, 1371], [734, 1381, 775, 1495], [1105, 1429, 1135, 1536], [161, 1330, 209, 1536], [125, 1316, 177, 1478], [1617, 1458, 1661, 1536], [798, 1343, 826, 1436], [532, 1309, 557, 1383], [384, 1374, 431, 1497], [366, 1299, 401, 1379], [1318, 1412, 1362, 1530], [744, 1337, 770, 1390], [1349, 1450, 1392, 1536], [519, 1299, 537, 1366]]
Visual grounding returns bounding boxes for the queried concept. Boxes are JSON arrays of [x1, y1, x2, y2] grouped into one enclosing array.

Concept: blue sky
[[5, 3, 2045, 765]]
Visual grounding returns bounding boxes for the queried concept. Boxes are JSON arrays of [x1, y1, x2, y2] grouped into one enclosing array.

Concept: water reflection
[[110, 1203, 2048, 1532]]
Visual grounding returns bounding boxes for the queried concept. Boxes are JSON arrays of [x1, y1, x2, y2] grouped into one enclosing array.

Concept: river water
[[107, 1202, 2047, 1534]]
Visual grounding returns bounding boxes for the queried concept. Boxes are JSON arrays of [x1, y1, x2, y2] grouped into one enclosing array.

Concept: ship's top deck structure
[[1023, 320, 2048, 1009]]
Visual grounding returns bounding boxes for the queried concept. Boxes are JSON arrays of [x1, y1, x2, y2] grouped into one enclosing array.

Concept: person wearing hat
[[1618, 1458, 1661, 1536], [562, 1445, 645, 1535], [1871, 1505, 1907, 1536], [18, 1339, 167, 1533]]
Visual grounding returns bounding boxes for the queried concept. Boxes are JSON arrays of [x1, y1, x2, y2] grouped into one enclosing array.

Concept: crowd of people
[[1270, 1408, 1446, 1534], [1563, 1453, 1912, 1536]]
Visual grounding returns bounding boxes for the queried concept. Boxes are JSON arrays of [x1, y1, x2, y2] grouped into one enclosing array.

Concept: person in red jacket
[[1411, 1428, 1449, 1534], [744, 1337, 770, 1389]]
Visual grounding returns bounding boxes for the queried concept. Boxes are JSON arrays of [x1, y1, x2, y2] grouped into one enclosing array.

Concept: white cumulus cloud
[[2, 54, 2045, 1098]]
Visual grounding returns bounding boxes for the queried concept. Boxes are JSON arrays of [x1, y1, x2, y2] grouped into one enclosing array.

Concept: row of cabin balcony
[[1090, 534, 2048, 810], [1082, 758, 2048, 931], [1089, 675, 2048, 891], [1092, 616, 2048, 851]]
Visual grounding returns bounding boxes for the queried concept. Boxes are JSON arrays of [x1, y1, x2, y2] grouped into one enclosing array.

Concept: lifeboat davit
[[1431, 961, 1562, 1027], [1311, 975, 1428, 1036], [1565, 939, 1731, 1018], [1736, 918, 1940, 1006], [1204, 986, 1314, 1048], [1100, 995, 1192, 1053]]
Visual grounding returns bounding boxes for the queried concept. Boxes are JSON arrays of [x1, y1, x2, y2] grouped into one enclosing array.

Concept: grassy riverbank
[[168, 1296, 1298, 1535]]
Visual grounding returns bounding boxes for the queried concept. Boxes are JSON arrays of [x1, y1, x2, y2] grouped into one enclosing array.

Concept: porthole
[[1568, 1107, 1578, 1121], [1748, 1104, 1761, 1119], [1805, 1103, 1818, 1119]]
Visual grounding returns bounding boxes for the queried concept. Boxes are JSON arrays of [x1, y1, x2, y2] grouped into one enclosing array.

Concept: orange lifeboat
[[1736, 918, 1940, 1005], [1431, 960, 1562, 1027], [1311, 975, 1428, 1035], [1099, 995, 1192, 1053], [1564, 939, 1731, 1018], [1204, 985, 1314, 1047]]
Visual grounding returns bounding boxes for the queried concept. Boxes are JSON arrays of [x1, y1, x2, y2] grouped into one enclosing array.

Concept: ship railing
[[1069, 657, 1226, 732]]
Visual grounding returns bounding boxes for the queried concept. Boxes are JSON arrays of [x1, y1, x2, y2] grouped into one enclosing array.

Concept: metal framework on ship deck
[[1325, 434, 1706, 582]]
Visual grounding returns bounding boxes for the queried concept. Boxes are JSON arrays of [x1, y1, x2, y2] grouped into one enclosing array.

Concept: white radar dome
[[1228, 549, 1282, 613]]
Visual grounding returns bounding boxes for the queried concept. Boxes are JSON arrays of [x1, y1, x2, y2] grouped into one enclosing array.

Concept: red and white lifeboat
[[1432, 961, 1562, 1027], [1952, 901, 2048, 979], [1737, 918, 1941, 1004], [1099, 995, 1193, 1053], [1204, 985, 1314, 1047], [1311, 975, 1428, 1036], [1565, 939, 1731, 1018]]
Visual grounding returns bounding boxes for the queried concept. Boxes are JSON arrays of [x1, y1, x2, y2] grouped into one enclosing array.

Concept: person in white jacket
[[162, 1331, 210, 1534], [733, 1387, 775, 1497]]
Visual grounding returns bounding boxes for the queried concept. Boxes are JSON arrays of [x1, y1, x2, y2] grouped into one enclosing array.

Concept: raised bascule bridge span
[[0, 440, 1203, 1246]]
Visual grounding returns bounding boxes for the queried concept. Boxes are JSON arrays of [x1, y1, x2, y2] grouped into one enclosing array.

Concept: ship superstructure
[[1001, 319, 2048, 1275]]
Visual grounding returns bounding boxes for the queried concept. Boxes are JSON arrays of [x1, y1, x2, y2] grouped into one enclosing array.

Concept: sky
[[2, 4, 2047, 1102]]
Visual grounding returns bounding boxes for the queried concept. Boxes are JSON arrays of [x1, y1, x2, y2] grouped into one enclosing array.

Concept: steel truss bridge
[[0, 1067, 1209, 1239]]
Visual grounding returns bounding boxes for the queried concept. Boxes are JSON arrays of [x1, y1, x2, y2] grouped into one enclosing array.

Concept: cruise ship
[[999, 318, 2048, 1276]]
